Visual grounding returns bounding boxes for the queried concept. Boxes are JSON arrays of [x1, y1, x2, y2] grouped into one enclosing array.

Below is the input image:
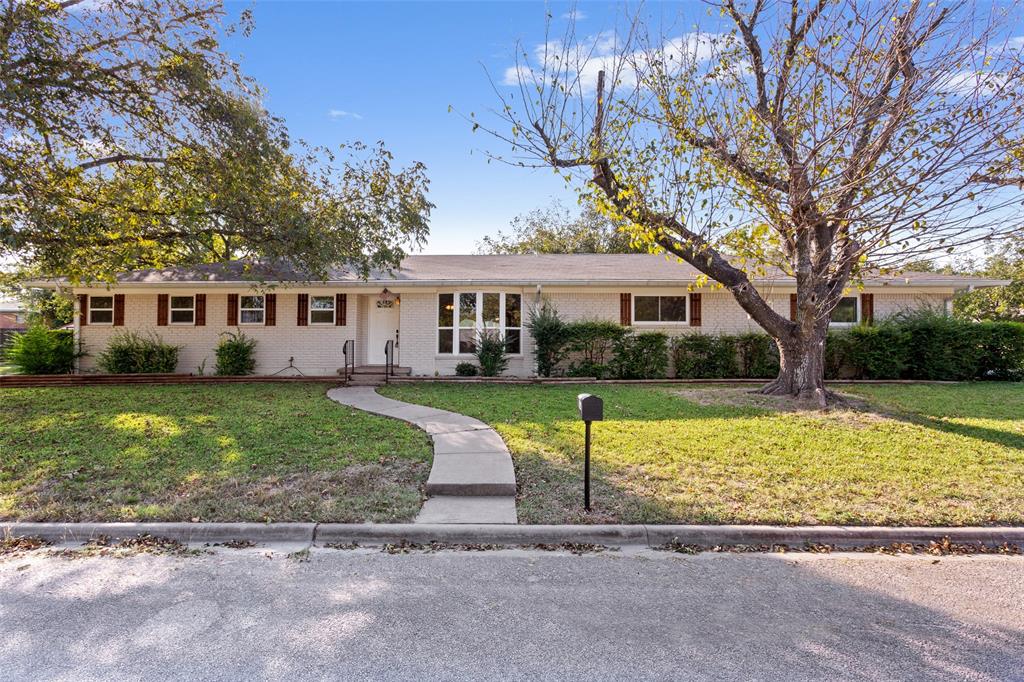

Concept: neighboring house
[[0, 296, 27, 331], [37, 255, 1007, 377]]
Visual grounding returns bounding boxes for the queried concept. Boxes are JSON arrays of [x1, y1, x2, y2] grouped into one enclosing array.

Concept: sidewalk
[[327, 386, 517, 524]]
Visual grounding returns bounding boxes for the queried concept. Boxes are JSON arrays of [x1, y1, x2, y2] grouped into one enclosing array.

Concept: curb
[[5, 522, 1024, 549], [3, 522, 316, 545]]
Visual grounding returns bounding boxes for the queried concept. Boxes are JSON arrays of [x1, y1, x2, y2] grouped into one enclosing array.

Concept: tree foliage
[[955, 237, 1024, 322], [478, 201, 644, 254], [483, 0, 1024, 405], [0, 0, 431, 283]]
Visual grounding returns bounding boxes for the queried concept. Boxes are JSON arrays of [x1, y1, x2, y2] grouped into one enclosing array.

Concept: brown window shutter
[[195, 294, 206, 326], [265, 293, 276, 326], [78, 294, 89, 326], [861, 293, 874, 325], [689, 293, 702, 327], [227, 293, 238, 325], [336, 293, 347, 326], [789, 294, 797, 321], [113, 294, 125, 326], [157, 294, 169, 326], [620, 293, 632, 326], [297, 293, 309, 326]]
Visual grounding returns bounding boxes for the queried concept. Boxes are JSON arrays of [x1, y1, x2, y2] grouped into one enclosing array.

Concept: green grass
[[1, 383, 432, 522], [380, 382, 1024, 526]]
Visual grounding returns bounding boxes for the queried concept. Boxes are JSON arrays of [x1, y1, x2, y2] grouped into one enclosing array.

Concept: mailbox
[[577, 393, 604, 422]]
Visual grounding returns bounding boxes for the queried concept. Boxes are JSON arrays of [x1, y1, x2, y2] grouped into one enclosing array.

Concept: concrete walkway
[[327, 387, 517, 524]]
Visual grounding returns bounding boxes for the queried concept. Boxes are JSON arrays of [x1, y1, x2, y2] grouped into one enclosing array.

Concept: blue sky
[[221, 1, 697, 254]]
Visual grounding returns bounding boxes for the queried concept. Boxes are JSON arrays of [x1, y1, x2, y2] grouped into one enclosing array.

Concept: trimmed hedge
[[612, 332, 670, 379], [673, 316, 1024, 381], [98, 332, 179, 374], [674, 333, 780, 379], [455, 361, 478, 376]]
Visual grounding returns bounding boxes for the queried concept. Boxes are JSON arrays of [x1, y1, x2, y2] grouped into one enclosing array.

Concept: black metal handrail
[[383, 339, 394, 384], [342, 339, 355, 382]]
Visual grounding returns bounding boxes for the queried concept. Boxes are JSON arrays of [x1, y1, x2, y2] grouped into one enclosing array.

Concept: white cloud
[[562, 9, 587, 21], [62, 0, 115, 13], [328, 109, 363, 120], [942, 69, 1008, 96], [503, 31, 734, 93]]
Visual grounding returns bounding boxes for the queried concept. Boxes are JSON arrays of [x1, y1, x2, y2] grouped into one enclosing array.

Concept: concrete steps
[[344, 366, 412, 387]]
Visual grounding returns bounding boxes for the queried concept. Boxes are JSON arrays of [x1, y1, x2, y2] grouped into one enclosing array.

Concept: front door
[[367, 297, 400, 364]]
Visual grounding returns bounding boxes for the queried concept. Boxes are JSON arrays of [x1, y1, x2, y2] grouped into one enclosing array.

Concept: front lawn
[[1, 384, 432, 522], [380, 382, 1024, 526]]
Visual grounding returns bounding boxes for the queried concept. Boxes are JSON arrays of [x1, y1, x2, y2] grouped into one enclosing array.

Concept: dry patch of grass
[[1, 384, 432, 522], [671, 386, 893, 428]]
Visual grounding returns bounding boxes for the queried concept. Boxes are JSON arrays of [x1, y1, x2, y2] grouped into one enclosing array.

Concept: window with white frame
[[437, 292, 521, 355], [309, 295, 335, 324], [830, 296, 859, 325], [239, 295, 265, 324], [170, 296, 194, 324], [89, 295, 114, 324], [633, 295, 688, 324]]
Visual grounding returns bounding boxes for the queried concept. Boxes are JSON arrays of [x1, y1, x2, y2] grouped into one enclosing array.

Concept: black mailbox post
[[577, 394, 604, 510]]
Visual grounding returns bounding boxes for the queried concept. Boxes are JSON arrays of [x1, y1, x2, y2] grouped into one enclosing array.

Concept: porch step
[[351, 365, 411, 376], [346, 377, 386, 387]]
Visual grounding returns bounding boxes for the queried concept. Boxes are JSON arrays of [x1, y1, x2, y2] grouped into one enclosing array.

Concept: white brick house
[[54, 254, 1005, 377]]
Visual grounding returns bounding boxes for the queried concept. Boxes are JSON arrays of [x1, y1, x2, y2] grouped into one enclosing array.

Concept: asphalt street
[[1, 545, 1022, 681]]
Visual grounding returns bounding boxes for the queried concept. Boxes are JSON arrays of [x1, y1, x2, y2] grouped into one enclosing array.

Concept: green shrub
[[215, 331, 257, 376], [890, 309, 982, 381], [735, 333, 780, 378], [455, 361, 478, 377], [526, 301, 568, 377], [565, 360, 612, 379], [3, 326, 75, 374], [97, 332, 179, 374], [672, 334, 737, 379], [841, 325, 909, 379], [824, 330, 852, 380], [973, 321, 1024, 380], [612, 332, 669, 379], [474, 330, 509, 377], [563, 319, 626, 366]]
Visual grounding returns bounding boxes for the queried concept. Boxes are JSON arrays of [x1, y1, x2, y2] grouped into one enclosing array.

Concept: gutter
[[3, 522, 1023, 550]]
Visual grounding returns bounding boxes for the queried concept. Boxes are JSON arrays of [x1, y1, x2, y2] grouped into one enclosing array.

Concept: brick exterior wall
[[74, 287, 955, 377], [873, 292, 949, 319], [77, 292, 356, 376]]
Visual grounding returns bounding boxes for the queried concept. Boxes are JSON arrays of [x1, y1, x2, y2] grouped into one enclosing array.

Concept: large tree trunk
[[759, 329, 830, 409]]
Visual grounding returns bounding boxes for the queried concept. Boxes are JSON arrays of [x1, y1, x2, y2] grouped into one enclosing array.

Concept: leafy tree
[[478, 201, 644, 254], [955, 237, 1024, 322], [0, 0, 431, 284], [19, 289, 75, 328], [483, 1, 1024, 406]]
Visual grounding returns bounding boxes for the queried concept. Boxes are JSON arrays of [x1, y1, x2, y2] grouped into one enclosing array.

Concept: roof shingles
[[110, 254, 1003, 287]]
